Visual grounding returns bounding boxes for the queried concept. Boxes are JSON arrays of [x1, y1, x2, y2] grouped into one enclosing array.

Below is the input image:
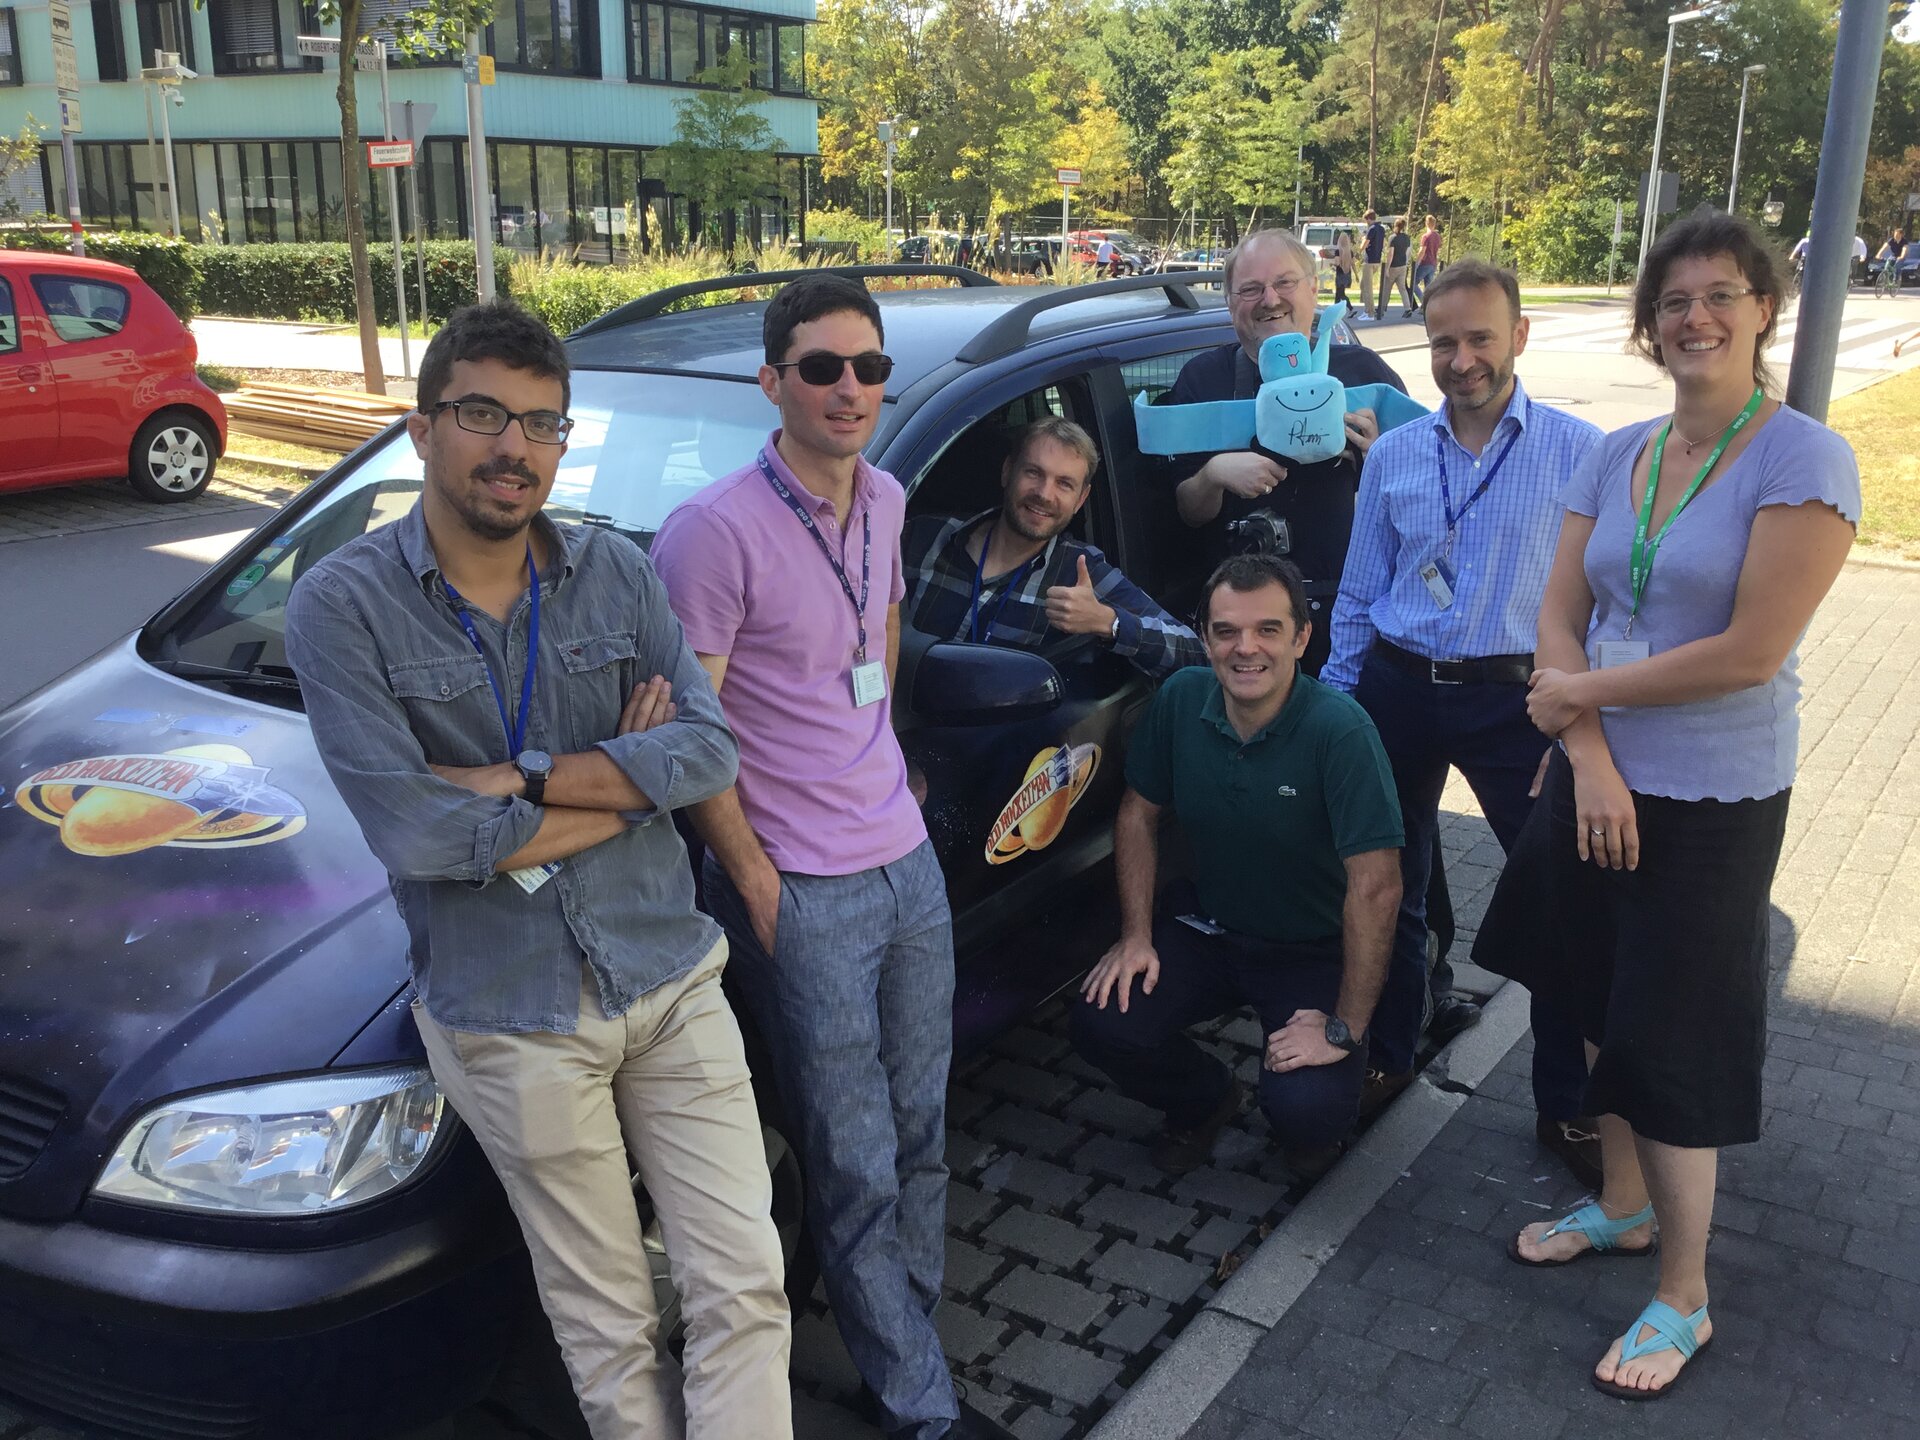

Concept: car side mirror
[[911, 642, 1063, 726]]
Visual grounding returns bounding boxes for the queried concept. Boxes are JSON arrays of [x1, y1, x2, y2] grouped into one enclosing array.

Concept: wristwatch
[[514, 749, 554, 805], [1323, 1016, 1364, 1055], [1107, 611, 1122, 642]]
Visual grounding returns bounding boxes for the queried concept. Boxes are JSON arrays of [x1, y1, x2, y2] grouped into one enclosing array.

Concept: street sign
[[1906, 192, 1920, 212], [297, 34, 384, 70], [367, 140, 415, 168], [388, 101, 438, 144], [1056, 168, 1082, 186], [58, 96, 81, 134], [48, 0, 80, 96], [1636, 169, 1679, 216]]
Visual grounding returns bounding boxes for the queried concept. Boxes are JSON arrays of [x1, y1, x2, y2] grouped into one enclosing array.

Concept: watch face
[[517, 750, 553, 775], [1325, 1017, 1352, 1048]]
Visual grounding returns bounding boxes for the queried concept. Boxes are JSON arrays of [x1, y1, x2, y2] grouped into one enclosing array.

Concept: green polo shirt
[[1126, 668, 1404, 945]]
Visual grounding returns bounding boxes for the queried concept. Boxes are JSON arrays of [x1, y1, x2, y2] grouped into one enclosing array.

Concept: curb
[[1087, 981, 1533, 1440]]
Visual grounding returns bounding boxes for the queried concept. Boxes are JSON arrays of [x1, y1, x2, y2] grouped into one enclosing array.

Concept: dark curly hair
[[1630, 207, 1785, 392], [1200, 552, 1311, 634], [763, 272, 884, 364], [417, 300, 571, 413]]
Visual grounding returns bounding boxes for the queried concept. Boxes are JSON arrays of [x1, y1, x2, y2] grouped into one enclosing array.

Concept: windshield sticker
[[226, 562, 269, 596], [985, 743, 1100, 866], [14, 743, 306, 857]]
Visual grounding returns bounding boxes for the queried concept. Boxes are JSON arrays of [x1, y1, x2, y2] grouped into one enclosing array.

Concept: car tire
[[128, 410, 218, 503]]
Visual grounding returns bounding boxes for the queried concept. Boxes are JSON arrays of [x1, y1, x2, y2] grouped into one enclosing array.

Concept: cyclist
[[1875, 229, 1907, 295]]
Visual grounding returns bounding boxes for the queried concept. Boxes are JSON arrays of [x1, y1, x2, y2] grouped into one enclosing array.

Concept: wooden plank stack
[[225, 382, 414, 453]]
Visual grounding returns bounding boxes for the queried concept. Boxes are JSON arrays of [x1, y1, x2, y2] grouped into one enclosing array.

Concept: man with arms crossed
[[285, 302, 790, 1439], [1322, 260, 1603, 1187], [904, 415, 1204, 679], [652, 274, 1012, 1440], [1072, 554, 1403, 1178]]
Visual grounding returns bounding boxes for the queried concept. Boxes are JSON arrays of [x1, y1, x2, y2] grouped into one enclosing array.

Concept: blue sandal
[[1592, 1299, 1711, 1400], [1505, 1201, 1657, 1267]]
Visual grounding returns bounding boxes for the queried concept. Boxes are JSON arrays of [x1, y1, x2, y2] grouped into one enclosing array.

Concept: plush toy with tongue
[[1132, 301, 1429, 464]]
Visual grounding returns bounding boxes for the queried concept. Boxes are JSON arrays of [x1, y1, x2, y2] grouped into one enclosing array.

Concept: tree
[[1162, 50, 1305, 235], [810, 0, 926, 212], [1420, 22, 1535, 257], [656, 49, 780, 260], [0, 119, 43, 220]]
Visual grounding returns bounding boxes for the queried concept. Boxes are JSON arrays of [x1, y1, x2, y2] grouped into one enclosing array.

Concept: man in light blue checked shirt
[[1323, 260, 1604, 1189]]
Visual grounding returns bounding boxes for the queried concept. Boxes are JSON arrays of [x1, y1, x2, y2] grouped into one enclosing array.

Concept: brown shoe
[[1282, 1140, 1344, 1182], [1537, 1115, 1605, 1192], [1150, 1078, 1244, 1175], [1357, 1067, 1414, 1122]]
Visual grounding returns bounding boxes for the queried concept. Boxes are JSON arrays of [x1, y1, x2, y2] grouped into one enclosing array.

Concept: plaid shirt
[[903, 510, 1205, 681]]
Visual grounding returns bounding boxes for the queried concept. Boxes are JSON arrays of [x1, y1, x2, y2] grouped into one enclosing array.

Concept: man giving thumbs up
[[902, 416, 1206, 680]]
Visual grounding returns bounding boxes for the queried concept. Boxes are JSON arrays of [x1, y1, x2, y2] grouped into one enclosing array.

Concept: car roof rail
[[954, 271, 1219, 365], [569, 264, 1000, 338]]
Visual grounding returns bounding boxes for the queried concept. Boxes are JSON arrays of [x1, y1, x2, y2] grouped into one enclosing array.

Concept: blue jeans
[[704, 842, 958, 1439], [1353, 653, 1590, 1118], [1071, 918, 1366, 1150], [1411, 261, 1436, 307]]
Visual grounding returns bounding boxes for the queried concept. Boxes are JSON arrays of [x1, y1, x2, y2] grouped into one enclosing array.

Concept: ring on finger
[[1589, 826, 1606, 836]]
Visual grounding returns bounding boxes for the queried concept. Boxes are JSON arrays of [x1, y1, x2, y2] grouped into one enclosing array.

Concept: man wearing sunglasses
[[284, 302, 792, 1439], [654, 274, 1010, 1440]]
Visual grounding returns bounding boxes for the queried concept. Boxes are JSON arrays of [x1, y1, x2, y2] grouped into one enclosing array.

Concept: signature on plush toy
[[1133, 301, 1429, 466]]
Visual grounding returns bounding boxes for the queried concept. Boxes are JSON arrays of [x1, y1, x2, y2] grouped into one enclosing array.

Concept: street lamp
[[878, 116, 918, 260], [139, 51, 195, 240], [1639, 7, 1713, 273], [1728, 63, 1767, 212]]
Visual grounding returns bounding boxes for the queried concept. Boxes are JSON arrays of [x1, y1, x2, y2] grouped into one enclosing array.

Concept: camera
[[1226, 510, 1291, 557]]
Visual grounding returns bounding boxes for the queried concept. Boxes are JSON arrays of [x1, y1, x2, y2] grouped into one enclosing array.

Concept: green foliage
[[196, 363, 243, 393], [1, 119, 46, 221], [1504, 181, 1629, 283], [804, 209, 891, 261], [507, 248, 810, 334], [655, 50, 781, 258], [0, 227, 204, 320], [1162, 50, 1304, 226], [192, 242, 510, 323]]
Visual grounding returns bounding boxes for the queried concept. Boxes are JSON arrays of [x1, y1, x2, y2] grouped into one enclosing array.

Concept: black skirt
[[1472, 748, 1791, 1149]]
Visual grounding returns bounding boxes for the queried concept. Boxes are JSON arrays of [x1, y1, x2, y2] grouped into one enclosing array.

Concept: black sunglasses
[[770, 351, 895, 386]]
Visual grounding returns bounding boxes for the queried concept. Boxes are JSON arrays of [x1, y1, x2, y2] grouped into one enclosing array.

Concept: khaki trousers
[[1360, 260, 1382, 312], [415, 941, 792, 1440]]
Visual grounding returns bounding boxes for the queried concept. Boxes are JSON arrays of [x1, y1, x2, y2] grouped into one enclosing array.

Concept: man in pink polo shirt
[[652, 275, 1009, 1440]]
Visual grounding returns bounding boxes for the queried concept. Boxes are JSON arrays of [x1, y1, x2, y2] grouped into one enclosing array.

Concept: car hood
[[0, 643, 408, 1219]]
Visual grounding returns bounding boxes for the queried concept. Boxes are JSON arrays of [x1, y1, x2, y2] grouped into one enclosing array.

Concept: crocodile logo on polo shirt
[[1277, 785, 1298, 797]]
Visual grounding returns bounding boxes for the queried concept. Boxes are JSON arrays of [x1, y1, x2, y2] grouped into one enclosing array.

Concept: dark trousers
[[1070, 916, 1366, 1150], [1352, 652, 1589, 1118]]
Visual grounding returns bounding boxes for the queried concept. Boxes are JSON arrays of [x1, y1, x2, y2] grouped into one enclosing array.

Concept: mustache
[[472, 458, 539, 485]]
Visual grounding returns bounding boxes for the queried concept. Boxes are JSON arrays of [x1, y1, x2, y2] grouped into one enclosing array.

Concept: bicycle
[[1874, 260, 1901, 299]]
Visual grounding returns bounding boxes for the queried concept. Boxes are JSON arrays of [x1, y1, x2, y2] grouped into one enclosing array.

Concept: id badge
[[851, 660, 888, 708], [1418, 555, 1456, 610], [507, 860, 562, 895], [1596, 640, 1651, 669], [1175, 913, 1227, 936]]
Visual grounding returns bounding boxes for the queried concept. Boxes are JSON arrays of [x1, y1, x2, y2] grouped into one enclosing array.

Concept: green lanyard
[[1626, 387, 1764, 637]]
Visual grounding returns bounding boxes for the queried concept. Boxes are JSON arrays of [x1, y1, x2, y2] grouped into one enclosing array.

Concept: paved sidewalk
[[1111, 559, 1920, 1440]]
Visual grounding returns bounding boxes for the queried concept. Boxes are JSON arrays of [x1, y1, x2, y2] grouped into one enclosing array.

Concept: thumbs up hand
[[1044, 552, 1119, 638]]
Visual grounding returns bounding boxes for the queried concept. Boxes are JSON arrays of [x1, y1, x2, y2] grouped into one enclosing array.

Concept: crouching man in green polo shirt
[[1072, 553, 1405, 1176]]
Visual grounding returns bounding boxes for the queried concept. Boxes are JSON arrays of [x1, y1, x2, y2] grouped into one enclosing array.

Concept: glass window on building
[[90, 0, 127, 81], [697, 10, 722, 75], [0, 9, 22, 86], [523, 0, 552, 67], [129, 142, 161, 229], [293, 141, 322, 239], [666, 4, 696, 81], [571, 146, 606, 253], [491, 0, 522, 66], [318, 141, 344, 239], [535, 143, 569, 250], [133, 0, 194, 69], [776, 22, 802, 95], [748, 18, 771, 89], [212, 0, 283, 74], [428, 139, 464, 237], [609, 149, 639, 254], [185, 142, 219, 240], [496, 142, 535, 253], [264, 142, 296, 240], [106, 146, 133, 226], [633, 1, 663, 80], [215, 142, 245, 242], [553, 0, 584, 72]]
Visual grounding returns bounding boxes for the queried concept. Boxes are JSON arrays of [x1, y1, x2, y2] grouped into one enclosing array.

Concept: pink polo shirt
[[651, 435, 925, 877]]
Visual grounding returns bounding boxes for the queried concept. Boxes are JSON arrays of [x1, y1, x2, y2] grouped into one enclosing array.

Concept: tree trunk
[[335, 0, 385, 396], [1366, 0, 1382, 211], [1407, 0, 1448, 220]]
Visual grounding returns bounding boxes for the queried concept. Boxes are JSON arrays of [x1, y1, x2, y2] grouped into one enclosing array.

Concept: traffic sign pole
[[404, 102, 432, 336], [465, 31, 496, 302], [372, 42, 412, 380], [48, 0, 84, 254], [1056, 168, 1081, 277]]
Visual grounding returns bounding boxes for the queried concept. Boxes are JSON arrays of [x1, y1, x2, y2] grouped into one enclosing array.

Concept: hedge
[[195, 241, 513, 324], [0, 228, 203, 320], [507, 248, 810, 335]]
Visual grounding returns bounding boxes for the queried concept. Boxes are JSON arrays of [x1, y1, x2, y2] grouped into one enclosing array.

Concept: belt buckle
[[1429, 660, 1464, 686]]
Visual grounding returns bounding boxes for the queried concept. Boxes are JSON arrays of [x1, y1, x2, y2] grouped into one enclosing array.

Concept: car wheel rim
[[147, 426, 209, 492]]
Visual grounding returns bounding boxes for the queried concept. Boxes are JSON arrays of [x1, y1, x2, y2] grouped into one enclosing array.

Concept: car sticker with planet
[[985, 743, 1100, 865], [14, 743, 307, 857]]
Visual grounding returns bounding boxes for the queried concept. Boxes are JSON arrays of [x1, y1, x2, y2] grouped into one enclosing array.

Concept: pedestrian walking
[[1411, 215, 1442, 312], [1387, 218, 1414, 317], [284, 301, 793, 1440], [1359, 209, 1386, 318], [1482, 210, 1859, 1400], [1333, 227, 1355, 305]]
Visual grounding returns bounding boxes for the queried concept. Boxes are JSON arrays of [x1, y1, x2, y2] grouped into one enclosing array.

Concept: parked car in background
[[1297, 217, 1383, 291], [0, 251, 228, 502]]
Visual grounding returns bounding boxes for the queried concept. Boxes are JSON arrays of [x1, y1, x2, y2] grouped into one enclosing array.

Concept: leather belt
[[1375, 637, 1532, 686]]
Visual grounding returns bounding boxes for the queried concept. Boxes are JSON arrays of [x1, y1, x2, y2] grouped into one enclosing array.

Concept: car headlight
[[94, 1067, 446, 1215]]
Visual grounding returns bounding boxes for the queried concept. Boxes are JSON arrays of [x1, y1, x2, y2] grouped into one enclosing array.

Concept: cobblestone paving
[[0, 471, 302, 547]]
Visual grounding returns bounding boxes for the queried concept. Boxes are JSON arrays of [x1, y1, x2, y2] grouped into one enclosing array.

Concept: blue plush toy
[[1133, 301, 1429, 464]]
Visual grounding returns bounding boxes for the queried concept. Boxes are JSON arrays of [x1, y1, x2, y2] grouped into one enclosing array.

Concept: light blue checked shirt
[[1322, 380, 1603, 691]]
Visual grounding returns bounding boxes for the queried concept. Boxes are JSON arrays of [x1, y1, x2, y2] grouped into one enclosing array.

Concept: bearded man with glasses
[[653, 274, 1014, 1440]]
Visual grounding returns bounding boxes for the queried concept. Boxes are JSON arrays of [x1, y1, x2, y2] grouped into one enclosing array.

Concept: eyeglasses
[[1231, 277, 1310, 304], [1654, 286, 1759, 320], [425, 399, 574, 445], [770, 351, 895, 386]]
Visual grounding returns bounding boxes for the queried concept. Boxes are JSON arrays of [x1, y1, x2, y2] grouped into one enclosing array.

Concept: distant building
[[0, 0, 817, 255]]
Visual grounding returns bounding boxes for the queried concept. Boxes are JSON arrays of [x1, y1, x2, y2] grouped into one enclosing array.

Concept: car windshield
[[152, 369, 875, 684]]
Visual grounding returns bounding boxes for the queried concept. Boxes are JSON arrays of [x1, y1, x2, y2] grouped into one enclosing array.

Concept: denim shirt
[[284, 503, 739, 1034]]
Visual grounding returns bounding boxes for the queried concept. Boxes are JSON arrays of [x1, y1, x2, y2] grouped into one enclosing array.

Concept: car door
[[30, 271, 140, 476], [0, 274, 62, 486]]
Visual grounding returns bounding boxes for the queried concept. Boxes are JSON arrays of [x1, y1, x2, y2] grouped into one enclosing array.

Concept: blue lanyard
[[758, 452, 872, 661], [440, 546, 539, 756], [968, 521, 1039, 643], [1435, 424, 1521, 553]]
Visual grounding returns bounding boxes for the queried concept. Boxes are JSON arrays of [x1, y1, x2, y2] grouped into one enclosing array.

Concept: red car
[[0, 251, 227, 502]]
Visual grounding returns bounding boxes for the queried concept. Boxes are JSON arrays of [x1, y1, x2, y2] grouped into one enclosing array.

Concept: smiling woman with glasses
[[1473, 208, 1860, 1403]]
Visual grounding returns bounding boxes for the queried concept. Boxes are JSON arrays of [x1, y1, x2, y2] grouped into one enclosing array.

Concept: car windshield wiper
[[149, 658, 302, 691]]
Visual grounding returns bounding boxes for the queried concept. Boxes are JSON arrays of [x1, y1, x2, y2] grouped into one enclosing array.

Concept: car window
[[1117, 349, 1214, 405], [31, 275, 132, 343], [909, 382, 1084, 528], [0, 277, 15, 354], [154, 369, 838, 675]]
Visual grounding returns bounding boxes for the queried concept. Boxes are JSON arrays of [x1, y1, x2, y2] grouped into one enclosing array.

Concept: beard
[[434, 457, 540, 542], [1447, 355, 1516, 411], [1002, 497, 1070, 544]]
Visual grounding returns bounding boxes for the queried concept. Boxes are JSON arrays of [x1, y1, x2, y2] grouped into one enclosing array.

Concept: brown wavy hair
[[1629, 207, 1785, 392]]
